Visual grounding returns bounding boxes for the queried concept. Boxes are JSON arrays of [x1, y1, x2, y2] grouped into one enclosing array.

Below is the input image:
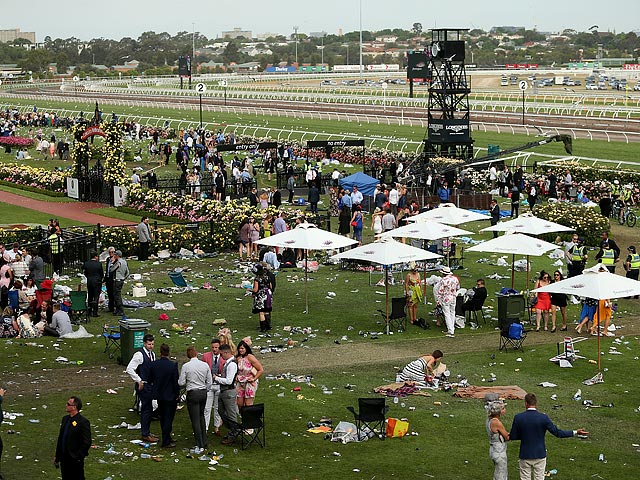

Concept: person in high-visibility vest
[[568, 238, 588, 278], [48, 232, 63, 275], [625, 246, 640, 299], [595, 232, 620, 274]]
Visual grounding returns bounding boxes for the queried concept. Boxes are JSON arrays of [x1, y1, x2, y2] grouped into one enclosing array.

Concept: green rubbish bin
[[119, 318, 152, 365]]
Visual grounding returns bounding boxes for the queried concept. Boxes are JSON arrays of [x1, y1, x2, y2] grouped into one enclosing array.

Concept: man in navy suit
[[510, 393, 588, 480], [148, 343, 180, 448]]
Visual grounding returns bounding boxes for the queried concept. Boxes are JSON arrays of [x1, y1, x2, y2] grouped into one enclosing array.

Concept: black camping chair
[[346, 398, 389, 440], [465, 292, 487, 325], [377, 297, 407, 332], [240, 403, 265, 450], [499, 317, 528, 352]]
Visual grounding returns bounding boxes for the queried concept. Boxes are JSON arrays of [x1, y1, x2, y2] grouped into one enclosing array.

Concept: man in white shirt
[[131, 170, 141, 184], [213, 344, 241, 445], [388, 184, 399, 216], [179, 346, 212, 454], [331, 168, 340, 187], [126, 334, 158, 442], [273, 212, 287, 235], [264, 247, 280, 270], [351, 186, 363, 206]]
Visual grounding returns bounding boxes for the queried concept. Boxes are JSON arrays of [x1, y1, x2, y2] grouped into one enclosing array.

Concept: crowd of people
[[125, 327, 264, 453]]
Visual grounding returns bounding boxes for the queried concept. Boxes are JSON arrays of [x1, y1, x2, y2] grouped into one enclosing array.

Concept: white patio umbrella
[[480, 213, 574, 288], [255, 222, 357, 313], [481, 213, 575, 236], [380, 220, 474, 300], [407, 203, 490, 225], [535, 263, 640, 372], [331, 237, 442, 334], [466, 233, 559, 289]]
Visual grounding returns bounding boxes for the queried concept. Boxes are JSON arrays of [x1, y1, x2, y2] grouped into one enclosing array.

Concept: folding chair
[[240, 403, 265, 450], [167, 270, 193, 292], [35, 288, 53, 308], [466, 305, 486, 325], [498, 318, 528, 352], [102, 324, 121, 361], [346, 398, 389, 440], [7, 289, 19, 313], [377, 297, 407, 332], [449, 244, 464, 269], [68, 291, 89, 325]]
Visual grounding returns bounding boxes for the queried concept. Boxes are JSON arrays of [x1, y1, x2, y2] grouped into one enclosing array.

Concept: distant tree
[[412, 23, 423, 35], [222, 41, 240, 65]]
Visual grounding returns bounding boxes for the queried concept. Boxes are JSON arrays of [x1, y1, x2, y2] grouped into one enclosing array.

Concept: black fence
[[154, 177, 258, 200], [19, 227, 97, 278]]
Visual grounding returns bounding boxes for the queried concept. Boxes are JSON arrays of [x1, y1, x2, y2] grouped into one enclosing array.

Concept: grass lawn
[[2, 217, 639, 479], [1, 95, 640, 479]]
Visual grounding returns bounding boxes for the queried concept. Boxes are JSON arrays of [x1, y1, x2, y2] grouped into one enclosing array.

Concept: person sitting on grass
[[398, 350, 443, 382]]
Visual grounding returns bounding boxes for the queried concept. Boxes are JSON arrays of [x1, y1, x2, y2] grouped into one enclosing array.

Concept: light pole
[[192, 23, 196, 80], [342, 43, 349, 65], [293, 26, 299, 67], [381, 81, 387, 111], [320, 34, 325, 71], [359, 0, 363, 79]]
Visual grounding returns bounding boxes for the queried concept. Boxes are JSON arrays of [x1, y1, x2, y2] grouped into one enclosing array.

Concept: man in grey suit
[[136, 217, 152, 261]]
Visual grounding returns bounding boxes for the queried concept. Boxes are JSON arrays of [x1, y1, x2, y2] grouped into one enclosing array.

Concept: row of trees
[[1, 27, 638, 78]]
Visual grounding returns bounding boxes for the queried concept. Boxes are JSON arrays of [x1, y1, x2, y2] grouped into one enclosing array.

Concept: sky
[[2, 0, 639, 42]]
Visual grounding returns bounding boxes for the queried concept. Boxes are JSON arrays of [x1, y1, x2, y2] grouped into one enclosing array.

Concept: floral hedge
[[535, 202, 610, 246], [539, 160, 640, 186], [0, 163, 71, 193], [125, 184, 299, 253], [0, 136, 34, 147]]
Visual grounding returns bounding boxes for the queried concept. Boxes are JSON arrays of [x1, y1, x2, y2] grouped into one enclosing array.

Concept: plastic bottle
[[140, 453, 151, 459], [548, 469, 558, 475]]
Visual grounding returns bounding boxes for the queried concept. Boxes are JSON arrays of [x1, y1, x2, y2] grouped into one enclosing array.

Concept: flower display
[[0, 137, 35, 147], [0, 163, 71, 193], [101, 122, 127, 185], [535, 202, 610, 246]]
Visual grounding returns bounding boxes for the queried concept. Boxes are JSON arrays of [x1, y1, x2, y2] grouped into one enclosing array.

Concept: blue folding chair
[[168, 270, 193, 292]]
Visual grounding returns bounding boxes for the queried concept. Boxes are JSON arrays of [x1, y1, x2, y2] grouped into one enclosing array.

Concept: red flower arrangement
[[0, 136, 35, 147]]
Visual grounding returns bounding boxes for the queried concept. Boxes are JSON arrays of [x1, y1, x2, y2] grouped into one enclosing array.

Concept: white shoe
[[445, 333, 455, 338]]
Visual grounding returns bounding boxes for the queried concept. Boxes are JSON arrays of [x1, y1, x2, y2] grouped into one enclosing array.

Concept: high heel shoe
[[550, 327, 557, 333], [560, 326, 568, 331]]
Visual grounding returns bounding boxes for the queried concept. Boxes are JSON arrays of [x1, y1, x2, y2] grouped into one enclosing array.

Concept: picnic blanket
[[453, 385, 527, 400], [374, 381, 432, 398]]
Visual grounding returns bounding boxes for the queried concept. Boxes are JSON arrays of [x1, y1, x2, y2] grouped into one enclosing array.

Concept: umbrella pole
[[511, 254, 515, 290], [385, 265, 390, 335], [423, 261, 428, 304], [526, 255, 530, 295], [596, 308, 601, 372], [305, 249, 309, 314]]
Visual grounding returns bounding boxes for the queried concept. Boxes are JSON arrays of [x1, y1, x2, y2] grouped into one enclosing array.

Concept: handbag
[[350, 220, 358, 227], [529, 293, 538, 306]]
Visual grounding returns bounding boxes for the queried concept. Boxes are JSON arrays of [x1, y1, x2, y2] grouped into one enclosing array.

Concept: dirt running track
[[0, 190, 127, 226]]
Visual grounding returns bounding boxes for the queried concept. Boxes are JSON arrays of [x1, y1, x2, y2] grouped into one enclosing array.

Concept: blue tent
[[339, 171, 379, 196]]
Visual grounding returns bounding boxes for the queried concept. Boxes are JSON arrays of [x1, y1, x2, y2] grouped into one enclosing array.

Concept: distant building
[[0, 28, 36, 44], [256, 32, 280, 40], [309, 31, 328, 39], [112, 60, 140, 73], [490, 26, 525, 34], [222, 28, 253, 39]]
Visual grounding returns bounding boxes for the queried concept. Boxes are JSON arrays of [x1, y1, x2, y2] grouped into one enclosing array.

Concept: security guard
[[568, 237, 588, 278], [625, 246, 640, 299], [595, 232, 620, 274]]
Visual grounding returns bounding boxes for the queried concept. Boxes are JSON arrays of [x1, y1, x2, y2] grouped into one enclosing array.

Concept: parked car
[[634, 83, 640, 91], [320, 79, 337, 86], [586, 83, 598, 90]]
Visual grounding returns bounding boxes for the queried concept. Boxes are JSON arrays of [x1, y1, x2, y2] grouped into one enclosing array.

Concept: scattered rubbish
[[538, 382, 557, 388], [573, 389, 582, 401]]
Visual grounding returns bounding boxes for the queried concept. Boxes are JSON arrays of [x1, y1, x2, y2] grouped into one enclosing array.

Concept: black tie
[[148, 351, 154, 362], [212, 355, 218, 374]]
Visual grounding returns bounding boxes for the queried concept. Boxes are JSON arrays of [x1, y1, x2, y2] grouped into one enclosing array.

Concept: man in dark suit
[[463, 278, 488, 313], [104, 247, 116, 313], [148, 343, 179, 448], [489, 199, 500, 239], [270, 186, 282, 209], [55, 396, 92, 480], [308, 184, 320, 214], [510, 393, 588, 480], [82, 251, 103, 317]]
